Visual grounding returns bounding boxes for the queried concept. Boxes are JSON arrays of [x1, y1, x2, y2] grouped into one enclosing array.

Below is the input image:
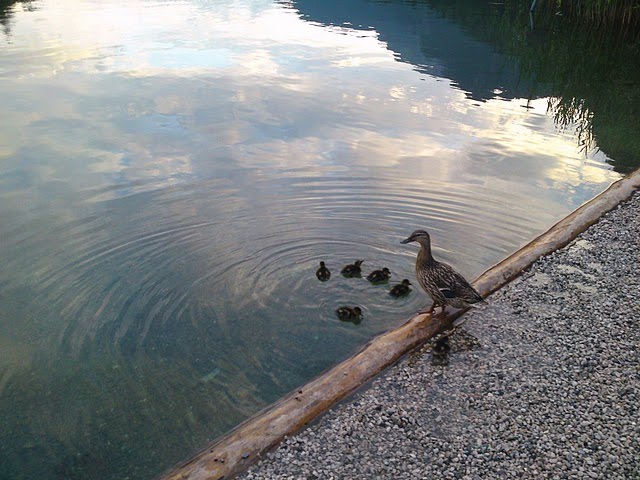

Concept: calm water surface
[[0, 0, 622, 478]]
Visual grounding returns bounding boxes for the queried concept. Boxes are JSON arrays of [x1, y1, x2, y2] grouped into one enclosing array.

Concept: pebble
[[240, 192, 640, 480]]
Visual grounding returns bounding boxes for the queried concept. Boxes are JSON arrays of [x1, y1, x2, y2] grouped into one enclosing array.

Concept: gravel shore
[[240, 191, 640, 480]]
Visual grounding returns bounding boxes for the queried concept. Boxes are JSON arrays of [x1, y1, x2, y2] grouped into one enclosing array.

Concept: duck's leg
[[418, 301, 437, 315], [433, 302, 448, 315], [429, 302, 448, 315]]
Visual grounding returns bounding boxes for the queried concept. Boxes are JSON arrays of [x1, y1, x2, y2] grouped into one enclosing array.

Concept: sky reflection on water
[[0, 0, 621, 479]]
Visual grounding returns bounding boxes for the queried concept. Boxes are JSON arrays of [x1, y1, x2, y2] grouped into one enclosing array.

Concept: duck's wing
[[433, 262, 483, 303]]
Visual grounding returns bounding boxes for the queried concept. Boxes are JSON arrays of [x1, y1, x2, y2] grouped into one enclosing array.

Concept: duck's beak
[[400, 236, 413, 244]]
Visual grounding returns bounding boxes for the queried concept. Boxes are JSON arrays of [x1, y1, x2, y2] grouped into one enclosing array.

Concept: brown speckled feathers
[[401, 229, 483, 313]]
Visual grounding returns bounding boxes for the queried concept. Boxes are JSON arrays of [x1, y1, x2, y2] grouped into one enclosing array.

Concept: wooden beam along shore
[[160, 168, 640, 480]]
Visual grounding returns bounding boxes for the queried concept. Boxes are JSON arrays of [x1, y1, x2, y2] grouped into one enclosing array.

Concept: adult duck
[[400, 229, 483, 314]]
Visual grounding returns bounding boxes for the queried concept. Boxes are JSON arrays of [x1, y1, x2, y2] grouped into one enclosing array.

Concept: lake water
[[0, 0, 626, 478]]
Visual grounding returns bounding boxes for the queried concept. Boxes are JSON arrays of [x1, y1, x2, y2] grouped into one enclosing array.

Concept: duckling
[[389, 279, 412, 298], [367, 267, 391, 284], [341, 260, 364, 278], [335, 306, 363, 324], [400, 229, 484, 315], [432, 337, 451, 357], [431, 337, 451, 366], [316, 261, 331, 281]]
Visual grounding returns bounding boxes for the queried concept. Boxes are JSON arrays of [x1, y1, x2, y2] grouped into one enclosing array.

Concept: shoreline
[[240, 191, 640, 479], [160, 169, 640, 480]]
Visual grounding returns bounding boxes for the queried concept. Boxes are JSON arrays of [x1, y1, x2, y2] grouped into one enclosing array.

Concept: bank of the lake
[[241, 191, 640, 479]]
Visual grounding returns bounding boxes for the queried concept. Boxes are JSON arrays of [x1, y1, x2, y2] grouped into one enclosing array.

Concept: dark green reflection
[[425, 0, 640, 173], [0, 0, 35, 37], [296, 0, 640, 173]]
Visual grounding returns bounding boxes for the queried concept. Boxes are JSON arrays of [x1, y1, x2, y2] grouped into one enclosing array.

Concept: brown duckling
[[431, 337, 451, 366], [316, 261, 331, 281], [341, 260, 364, 278], [432, 337, 451, 357], [335, 306, 363, 324], [367, 267, 391, 284], [389, 279, 412, 298], [400, 229, 484, 315]]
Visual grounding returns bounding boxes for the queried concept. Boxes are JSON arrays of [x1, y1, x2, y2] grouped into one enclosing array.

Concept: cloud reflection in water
[[0, 0, 621, 479]]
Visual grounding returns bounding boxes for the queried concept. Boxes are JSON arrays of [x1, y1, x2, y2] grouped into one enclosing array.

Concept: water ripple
[[1, 167, 555, 367]]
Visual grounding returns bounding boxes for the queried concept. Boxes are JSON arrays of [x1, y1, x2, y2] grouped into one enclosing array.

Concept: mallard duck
[[389, 279, 412, 298], [316, 261, 331, 281], [335, 306, 362, 324], [367, 267, 391, 283], [341, 260, 364, 278], [400, 229, 484, 314]]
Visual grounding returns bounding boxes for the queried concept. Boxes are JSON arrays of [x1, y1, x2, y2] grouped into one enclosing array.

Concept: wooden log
[[474, 167, 640, 298], [161, 310, 459, 480], [160, 167, 640, 480]]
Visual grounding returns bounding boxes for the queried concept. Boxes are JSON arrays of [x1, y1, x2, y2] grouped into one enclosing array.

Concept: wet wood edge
[[160, 167, 640, 480]]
